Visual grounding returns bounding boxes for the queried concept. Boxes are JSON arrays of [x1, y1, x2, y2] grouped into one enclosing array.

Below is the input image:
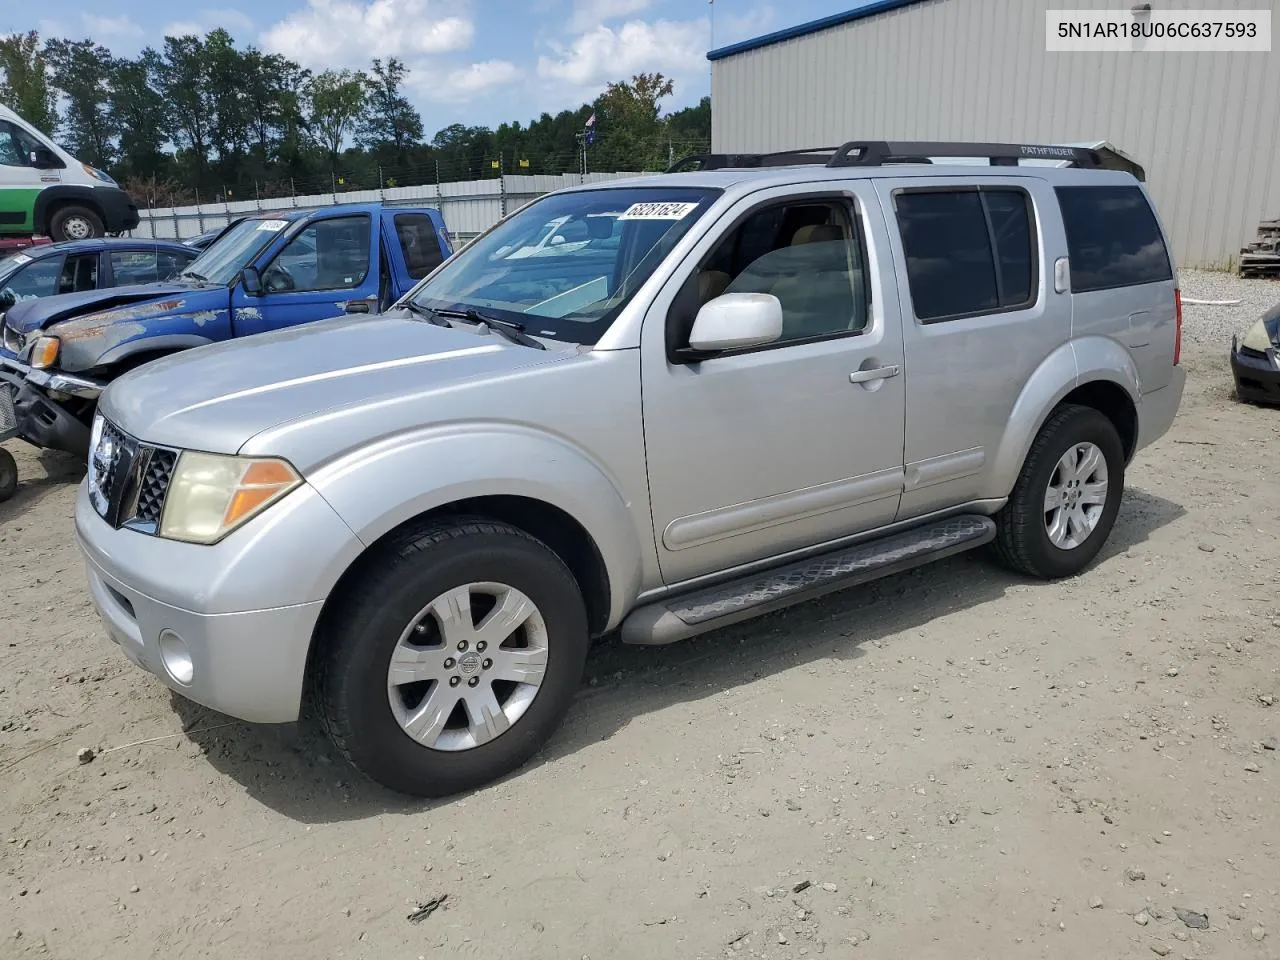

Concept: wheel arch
[[34, 186, 105, 235], [303, 492, 617, 707], [991, 337, 1141, 498]]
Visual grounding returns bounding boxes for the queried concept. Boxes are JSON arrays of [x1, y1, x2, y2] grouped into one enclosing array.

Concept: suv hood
[[3, 281, 203, 337], [98, 311, 576, 457]]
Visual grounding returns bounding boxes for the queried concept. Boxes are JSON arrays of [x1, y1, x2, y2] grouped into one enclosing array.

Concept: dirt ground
[[2, 280, 1278, 960]]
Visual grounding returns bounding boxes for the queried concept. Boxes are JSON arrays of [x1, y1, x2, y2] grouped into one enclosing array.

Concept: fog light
[[158, 630, 194, 686]]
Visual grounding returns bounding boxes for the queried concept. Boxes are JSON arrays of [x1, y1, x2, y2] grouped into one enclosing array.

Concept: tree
[[359, 57, 422, 156], [154, 35, 216, 174], [0, 31, 58, 133], [592, 72, 676, 170], [109, 51, 171, 179], [305, 70, 368, 169], [44, 39, 117, 167], [240, 49, 309, 161]]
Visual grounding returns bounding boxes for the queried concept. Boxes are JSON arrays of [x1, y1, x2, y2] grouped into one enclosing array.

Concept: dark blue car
[[0, 203, 452, 458], [0, 239, 199, 322]]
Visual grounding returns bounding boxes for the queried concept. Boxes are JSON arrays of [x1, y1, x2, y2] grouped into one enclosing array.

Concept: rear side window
[[894, 187, 1037, 322], [394, 214, 445, 279], [1055, 185, 1172, 292]]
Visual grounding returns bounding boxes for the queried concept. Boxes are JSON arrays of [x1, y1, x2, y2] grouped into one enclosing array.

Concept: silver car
[[74, 141, 1186, 796]]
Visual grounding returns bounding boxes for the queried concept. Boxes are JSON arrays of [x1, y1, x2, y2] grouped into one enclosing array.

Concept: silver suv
[[74, 141, 1186, 796]]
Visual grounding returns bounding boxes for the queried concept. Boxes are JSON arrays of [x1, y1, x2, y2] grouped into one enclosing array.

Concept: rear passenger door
[[1054, 182, 1177, 393], [877, 176, 1071, 519], [641, 183, 907, 585]]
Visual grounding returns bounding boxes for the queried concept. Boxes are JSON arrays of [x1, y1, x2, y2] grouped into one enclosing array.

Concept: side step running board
[[620, 514, 996, 646]]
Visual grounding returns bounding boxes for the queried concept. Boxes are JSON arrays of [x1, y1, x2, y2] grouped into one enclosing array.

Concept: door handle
[[849, 364, 900, 384]]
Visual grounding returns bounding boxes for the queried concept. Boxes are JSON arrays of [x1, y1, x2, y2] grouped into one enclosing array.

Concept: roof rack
[[665, 140, 1107, 174]]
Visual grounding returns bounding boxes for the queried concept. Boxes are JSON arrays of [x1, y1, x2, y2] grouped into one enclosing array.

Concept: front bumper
[[0, 352, 104, 456], [1230, 337, 1280, 406], [74, 479, 366, 724], [96, 186, 141, 234]]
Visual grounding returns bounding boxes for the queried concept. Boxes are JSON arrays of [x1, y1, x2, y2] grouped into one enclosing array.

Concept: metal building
[[708, 0, 1280, 267]]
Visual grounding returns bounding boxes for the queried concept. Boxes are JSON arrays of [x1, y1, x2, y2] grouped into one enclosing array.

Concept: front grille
[[0, 382, 15, 434], [134, 448, 177, 523], [87, 418, 178, 533]]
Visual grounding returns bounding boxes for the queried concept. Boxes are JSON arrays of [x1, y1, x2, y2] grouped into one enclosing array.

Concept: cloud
[[407, 58, 522, 103], [262, 0, 473, 70], [81, 15, 146, 41], [567, 0, 651, 33], [447, 60, 522, 93], [163, 9, 255, 39], [537, 18, 707, 88]]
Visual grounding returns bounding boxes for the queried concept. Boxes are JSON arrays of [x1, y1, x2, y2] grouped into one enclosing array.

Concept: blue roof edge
[[707, 0, 929, 61]]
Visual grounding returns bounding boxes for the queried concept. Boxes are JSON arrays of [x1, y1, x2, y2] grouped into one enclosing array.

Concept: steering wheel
[[264, 264, 296, 292]]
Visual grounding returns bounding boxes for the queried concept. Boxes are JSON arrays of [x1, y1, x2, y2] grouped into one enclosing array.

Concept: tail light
[[1173, 287, 1182, 365]]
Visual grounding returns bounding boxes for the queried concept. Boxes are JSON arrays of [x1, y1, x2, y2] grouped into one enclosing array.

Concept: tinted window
[[896, 191, 997, 320], [984, 190, 1035, 305], [394, 214, 445, 279], [59, 254, 98, 293], [895, 188, 1037, 321], [1055, 185, 1172, 292], [264, 215, 370, 293]]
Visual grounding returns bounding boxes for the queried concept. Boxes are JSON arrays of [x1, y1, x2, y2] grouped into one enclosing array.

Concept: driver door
[[232, 212, 377, 337]]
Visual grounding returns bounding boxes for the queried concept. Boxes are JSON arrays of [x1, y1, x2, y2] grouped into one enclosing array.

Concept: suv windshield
[[409, 186, 721, 344], [180, 216, 292, 285]]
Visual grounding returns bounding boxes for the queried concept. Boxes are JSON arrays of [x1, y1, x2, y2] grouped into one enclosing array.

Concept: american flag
[[586, 112, 596, 126]]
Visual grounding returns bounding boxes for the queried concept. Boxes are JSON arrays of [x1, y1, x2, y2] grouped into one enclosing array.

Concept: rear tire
[[316, 517, 589, 797], [49, 205, 105, 242], [993, 404, 1125, 580]]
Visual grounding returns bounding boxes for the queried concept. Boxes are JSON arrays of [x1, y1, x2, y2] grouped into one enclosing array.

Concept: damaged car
[[0, 202, 452, 458], [1230, 304, 1280, 405]]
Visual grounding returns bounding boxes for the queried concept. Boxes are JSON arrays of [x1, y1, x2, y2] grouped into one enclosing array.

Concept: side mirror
[[29, 148, 59, 169], [549, 235, 566, 246], [686, 292, 784, 354], [240, 266, 263, 295], [0, 289, 15, 311]]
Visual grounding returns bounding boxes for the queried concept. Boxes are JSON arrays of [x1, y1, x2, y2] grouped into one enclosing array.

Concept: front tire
[[316, 518, 589, 797], [0, 448, 17, 502], [49, 205, 105, 242], [993, 404, 1125, 580]]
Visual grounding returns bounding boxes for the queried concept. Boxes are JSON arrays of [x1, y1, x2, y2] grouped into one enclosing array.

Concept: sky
[[4, 0, 863, 135]]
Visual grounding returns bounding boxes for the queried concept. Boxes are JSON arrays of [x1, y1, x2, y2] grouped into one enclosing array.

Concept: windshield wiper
[[432, 308, 547, 350], [180, 271, 209, 282], [400, 300, 452, 327]]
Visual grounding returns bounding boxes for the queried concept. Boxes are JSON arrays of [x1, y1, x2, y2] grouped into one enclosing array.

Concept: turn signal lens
[[31, 336, 59, 369], [159, 452, 302, 544]]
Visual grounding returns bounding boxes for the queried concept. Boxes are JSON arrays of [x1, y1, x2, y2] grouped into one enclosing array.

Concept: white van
[[0, 104, 140, 242]]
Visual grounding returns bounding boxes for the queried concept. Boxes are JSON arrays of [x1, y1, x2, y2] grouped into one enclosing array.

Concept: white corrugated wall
[[711, 0, 1280, 267]]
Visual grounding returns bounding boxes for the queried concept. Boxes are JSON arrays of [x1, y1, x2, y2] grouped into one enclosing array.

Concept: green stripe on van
[[0, 187, 43, 234]]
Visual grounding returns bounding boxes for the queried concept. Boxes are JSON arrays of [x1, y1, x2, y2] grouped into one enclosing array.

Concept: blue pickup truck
[[0, 202, 452, 458]]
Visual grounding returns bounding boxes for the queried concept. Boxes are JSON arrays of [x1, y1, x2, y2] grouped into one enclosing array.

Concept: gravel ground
[[1, 271, 1278, 960]]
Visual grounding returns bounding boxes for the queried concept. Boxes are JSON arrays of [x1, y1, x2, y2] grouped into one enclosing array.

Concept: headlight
[[160, 452, 301, 544], [81, 163, 116, 185], [1240, 319, 1274, 354], [30, 336, 59, 368]]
